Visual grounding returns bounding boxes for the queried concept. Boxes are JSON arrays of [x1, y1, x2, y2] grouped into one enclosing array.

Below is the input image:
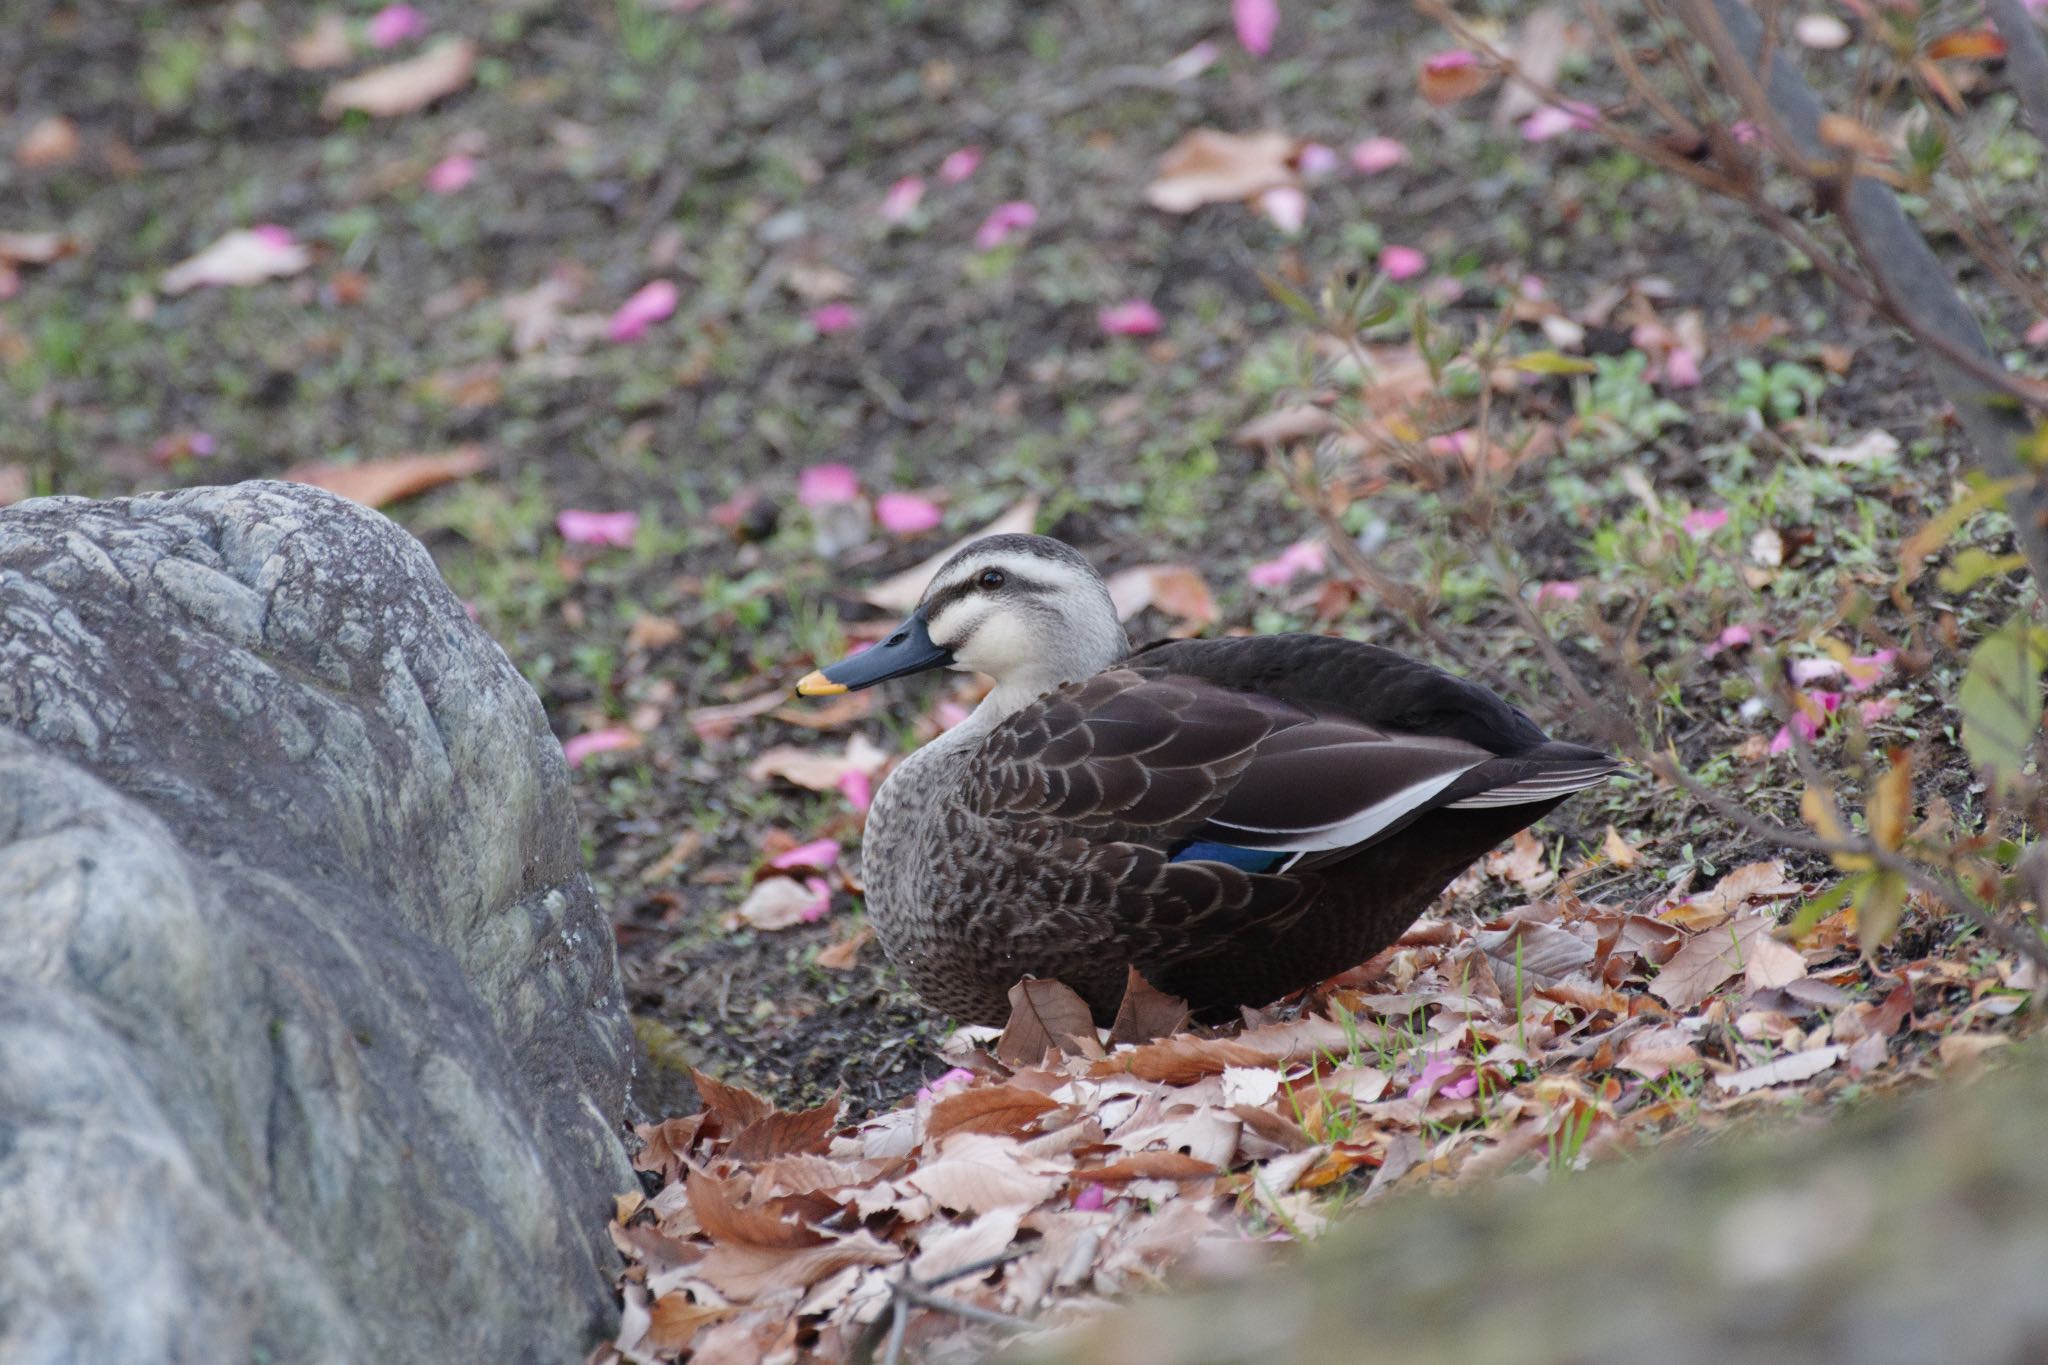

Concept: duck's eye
[[977, 568, 1006, 591]]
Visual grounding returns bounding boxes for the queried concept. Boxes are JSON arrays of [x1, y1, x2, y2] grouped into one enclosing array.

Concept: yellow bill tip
[[795, 670, 847, 697]]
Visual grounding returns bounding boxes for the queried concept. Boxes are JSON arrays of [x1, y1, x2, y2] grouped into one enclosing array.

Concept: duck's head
[[797, 533, 1128, 702]]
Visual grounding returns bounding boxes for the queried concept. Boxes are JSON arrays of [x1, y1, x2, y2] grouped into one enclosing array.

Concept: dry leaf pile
[[599, 844, 2037, 1364]]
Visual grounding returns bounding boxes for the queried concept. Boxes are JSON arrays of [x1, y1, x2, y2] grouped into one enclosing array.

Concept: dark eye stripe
[[924, 568, 1053, 617]]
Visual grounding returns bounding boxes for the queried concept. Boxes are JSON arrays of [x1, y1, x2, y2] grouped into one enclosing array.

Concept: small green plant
[[1726, 358, 1826, 425]]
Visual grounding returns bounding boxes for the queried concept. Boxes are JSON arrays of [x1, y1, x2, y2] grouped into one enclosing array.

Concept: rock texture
[[0, 482, 634, 1364]]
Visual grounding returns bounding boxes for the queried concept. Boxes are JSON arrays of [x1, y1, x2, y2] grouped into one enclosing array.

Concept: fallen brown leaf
[[322, 37, 478, 118], [1650, 914, 1775, 1010], [1716, 1044, 1843, 1094], [15, 116, 80, 169], [284, 446, 486, 508], [1104, 564, 1218, 628], [814, 924, 873, 971], [907, 1133, 1069, 1213], [997, 978, 1105, 1067], [1107, 968, 1192, 1047], [726, 1095, 843, 1162], [746, 735, 889, 792], [690, 1069, 774, 1135], [1144, 129, 1297, 214], [928, 1085, 1059, 1141]]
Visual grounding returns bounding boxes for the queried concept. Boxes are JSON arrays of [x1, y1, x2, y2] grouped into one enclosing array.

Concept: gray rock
[[0, 482, 634, 1364]]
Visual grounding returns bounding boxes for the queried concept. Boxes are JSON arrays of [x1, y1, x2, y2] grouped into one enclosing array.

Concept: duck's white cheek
[[955, 611, 1032, 674]]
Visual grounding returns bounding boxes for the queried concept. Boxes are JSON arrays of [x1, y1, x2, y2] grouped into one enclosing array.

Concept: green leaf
[[1938, 548, 2028, 594], [1257, 269, 1321, 326], [1959, 613, 2048, 792], [1782, 875, 1860, 939], [1898, 475, 2029, 587], [1854, 869, 1911, 955], [1511, 351, 1599, 376]]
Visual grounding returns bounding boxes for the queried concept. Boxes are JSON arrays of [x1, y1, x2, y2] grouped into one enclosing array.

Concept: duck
[[796, 533, 1620, 1027]]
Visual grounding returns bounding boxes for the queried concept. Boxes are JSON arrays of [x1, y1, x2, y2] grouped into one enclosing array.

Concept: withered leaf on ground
[[1650, 913, 1776, 1010], [1145, 129, 1298, 213], [907, 1133, 1068, 1213], [322, 37, 478, 118], [689, 1069, 774, 1135], [928, 1084, 1059, 1141], [1104, 564, 1219, 628], [1107, 968, 1192, 1047], [997, 977, 1106, 1067], [284, 446, 486, 508], [725, 1094, 843, 1162], [1716, 1044, 1844, 1094]]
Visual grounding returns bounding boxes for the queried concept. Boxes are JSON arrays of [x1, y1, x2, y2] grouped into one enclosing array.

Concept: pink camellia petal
[[876, 492, 944, 535], [249, 224, 297, 250], [809, 302, 859, 334], [606, 280, 678, 343], [1682, 507, 1729, 538], [2026, 318, 2048, 346], [1350, 136, 1410, 175], [425, 154, 477, 194], [1380, 244, 1428, 281], [974, 200, 1037, 251], [1859, 697, 1897, 723], [1256, 186, 1308, 234], [1535, 580, 1582, 606], [1520, 101, 1598, 142], [1296, 142, 1340, 178], [562, 727, 638, 766], [1663, 346, 1702, 388], [1425, 49, 1479, 73], [797, 876, 833, 923], [1072, 1182, 1108, 1212], [1405, 1052, 1461, 1101], [1427, 428, 1474, 459], [880, 176, 925, 223], [938, 146, 983, 184], [1729, 119, 1761, 144], [915, 1066, 979, 1103], [1791, 658, 1843, 684], [1098, 299, 1163, 336], [1520, 274, 1547, 300], [798, 462, 860, 507], [838, 768, 874, 812], [1441, 1072, 1480, 1100], [367, 3, 427, 48], [1234, 0, 1280, 55], [1719, 624, 1754, 650], [1844, 650, 1896, 692], [1768, 724, 1796, 755], [1163, 40, 1221, 82], [557, 509, 640, 547], [1248, 539, 1326, 589], [769, 838, 840, 872]]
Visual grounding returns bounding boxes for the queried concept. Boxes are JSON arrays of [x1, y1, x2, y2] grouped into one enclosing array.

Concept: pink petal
[[1427, 428, 1474, 459], [915, 1066, 979, 1102], [556, 509, 640, 547], [1729, 119, 1761, 144], [798, 462, 860, 507], [1380, 244, 1428, 281], [1295, 142, 1340, 178], [1519, 274, 1547, 300], [1163, 41, 1221, 82], [1718, 624, 1754, 650], [1859, 697, 1897, 723], [1248, 539, 1326, 589], [1682, 507, 1729, 538], [367, 3, 427, 48], [1791, 658, 1843, 684], [797, 876, 833, 924], [1234, 0, 1280, 55], [562, 727, 637, 766], [1072, 1182, 1108, 1212], [880, 176, 925, 223], [876, 492, 944, 535], [837, 768, 874, 812], [1349, 136, 1410, 175], [1404, 1052, 1459, 1101], [770, 837, 841, 872], [1662, 346, 1702, 388], [1441, 1072, 1480, 1100], [934, 699, 973, 731], [425, 154, 477, 194], [938, 146, 983, 184], [1844, 650, 1896, 692], [1256, 186, 1307, 234], [606, 280, 678, 343], [1520, 101, 1598, 142], [1768, 725, 1795, 755], [1098, 299, 1163, 336], [974, 201, 1037, 251], [1424, 49, 1479, 73], [809, 302, 859, 334], [2026, 318, 2048, 347], [1535, 580, 1581, 606], [249, 224, 297, 249]]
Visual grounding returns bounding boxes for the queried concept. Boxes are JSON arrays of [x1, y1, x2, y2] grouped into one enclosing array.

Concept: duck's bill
[[796, 611, 954, 696]]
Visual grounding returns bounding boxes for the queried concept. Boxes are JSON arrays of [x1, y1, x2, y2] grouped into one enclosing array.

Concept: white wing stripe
[[1206, 765, 1477, 851], [1444, 767, 1615, 809]]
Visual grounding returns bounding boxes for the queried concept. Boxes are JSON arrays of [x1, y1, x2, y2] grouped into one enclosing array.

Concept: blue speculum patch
[[1169, 840, 1289, 874]]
